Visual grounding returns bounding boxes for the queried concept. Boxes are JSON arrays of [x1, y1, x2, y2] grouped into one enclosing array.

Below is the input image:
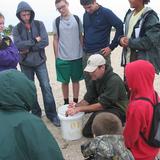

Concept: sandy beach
[[34, 35, 160, 160]]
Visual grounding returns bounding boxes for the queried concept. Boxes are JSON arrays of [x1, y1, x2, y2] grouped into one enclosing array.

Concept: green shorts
[[56, 58, 84, 83]]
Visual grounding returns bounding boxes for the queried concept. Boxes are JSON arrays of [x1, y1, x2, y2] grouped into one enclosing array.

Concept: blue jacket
[[13, 1, 49, 67], [83, 5, 123, 53], [0, 38, 19, 71]]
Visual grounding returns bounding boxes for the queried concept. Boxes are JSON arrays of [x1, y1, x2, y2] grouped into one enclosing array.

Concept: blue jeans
[[20, 62, 57, 120]]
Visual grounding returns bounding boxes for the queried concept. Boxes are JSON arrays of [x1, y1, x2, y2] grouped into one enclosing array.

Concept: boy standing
[[13, 1, 60, 127], [80, 0, 123, 90], [53, 0, 84, 105]]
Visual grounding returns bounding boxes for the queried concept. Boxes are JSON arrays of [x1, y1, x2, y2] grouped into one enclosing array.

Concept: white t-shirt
[[126, 8, 144, 63]]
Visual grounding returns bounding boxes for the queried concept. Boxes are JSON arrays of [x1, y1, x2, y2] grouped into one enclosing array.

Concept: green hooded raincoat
[[0, 70, 63, 160]]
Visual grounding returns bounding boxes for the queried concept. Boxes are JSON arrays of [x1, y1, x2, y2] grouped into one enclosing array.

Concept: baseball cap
[[84, 54, 106, 72]]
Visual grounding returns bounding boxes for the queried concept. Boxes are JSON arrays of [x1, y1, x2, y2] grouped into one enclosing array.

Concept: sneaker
[[52, 115, 61, 127]]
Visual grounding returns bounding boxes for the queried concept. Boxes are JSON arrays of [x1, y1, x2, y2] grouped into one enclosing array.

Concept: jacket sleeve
[[84, 81, 98, 104], [15, 118, 64, 160], [12, 21, 48, 50], [0, 42, 19, 67], [128, 13, 159, 50], [98, 75, 123, 108], [123, 103, 144, 148], [12, 26, 36, 49], [33, 21, 49, 49], [104, 9, 123, 50]]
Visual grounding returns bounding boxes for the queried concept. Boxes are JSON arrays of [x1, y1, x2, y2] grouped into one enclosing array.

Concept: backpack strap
[[73, 15, 80, 38], [55, 16, 61, 37], [135, 92, 158, 144], [135, 92, 158, 106], [73, 15, 80, 31], [55, 15, 80, 37], [135, 97, 154, 106]]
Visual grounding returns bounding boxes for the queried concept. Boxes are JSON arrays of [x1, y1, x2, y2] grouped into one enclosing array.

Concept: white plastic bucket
[[58, 104, 84, 140]]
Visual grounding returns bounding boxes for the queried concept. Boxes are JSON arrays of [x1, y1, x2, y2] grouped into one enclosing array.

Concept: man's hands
[[101, 47, 111, 57], [35, 36, 41, 42], [34, 36, 41, 43], [65, 102, 80, 116], [120, 36, 129, 47]]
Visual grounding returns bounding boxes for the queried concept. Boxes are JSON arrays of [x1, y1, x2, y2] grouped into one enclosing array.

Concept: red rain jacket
[[123, 60, 159, 160]]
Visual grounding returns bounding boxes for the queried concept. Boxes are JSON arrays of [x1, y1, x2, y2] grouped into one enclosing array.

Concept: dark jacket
[[0, 36, 19, 71], [0, 70, 64, 160], [121, 7, 160, 74], [83, 5, 123, 53], [13, 1, 49, 67], [84, 65, 128, 113]]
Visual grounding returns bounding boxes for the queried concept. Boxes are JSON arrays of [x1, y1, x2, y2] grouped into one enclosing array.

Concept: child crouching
[[81, 112, 134, 160]]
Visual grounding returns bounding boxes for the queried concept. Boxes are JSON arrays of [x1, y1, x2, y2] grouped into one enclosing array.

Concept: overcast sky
[[1, 0, 159, 32]]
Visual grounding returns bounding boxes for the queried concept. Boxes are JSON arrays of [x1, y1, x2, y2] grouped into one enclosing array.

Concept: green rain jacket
[[0, 70, 63, 160], [84, 65, 128, 113]]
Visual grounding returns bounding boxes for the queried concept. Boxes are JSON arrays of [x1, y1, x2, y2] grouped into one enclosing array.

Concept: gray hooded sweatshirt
[[13, 1, 49, 66]]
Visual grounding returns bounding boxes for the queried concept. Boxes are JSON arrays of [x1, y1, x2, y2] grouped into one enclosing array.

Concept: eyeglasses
[[56, 5, 66, 11]]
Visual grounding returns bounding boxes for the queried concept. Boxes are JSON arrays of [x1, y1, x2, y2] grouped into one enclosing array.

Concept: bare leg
[[62, 83, 69, 104], [72, 82, 79, 102]]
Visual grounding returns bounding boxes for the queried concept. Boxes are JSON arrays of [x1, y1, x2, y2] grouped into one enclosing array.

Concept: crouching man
[[66, 54, 128, 138]]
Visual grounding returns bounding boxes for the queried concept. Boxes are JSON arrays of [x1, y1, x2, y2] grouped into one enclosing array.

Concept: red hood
[[125, 60, 155, 100]]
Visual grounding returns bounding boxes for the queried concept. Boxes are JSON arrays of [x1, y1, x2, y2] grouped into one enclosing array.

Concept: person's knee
[[82, 126, 93, 138]]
